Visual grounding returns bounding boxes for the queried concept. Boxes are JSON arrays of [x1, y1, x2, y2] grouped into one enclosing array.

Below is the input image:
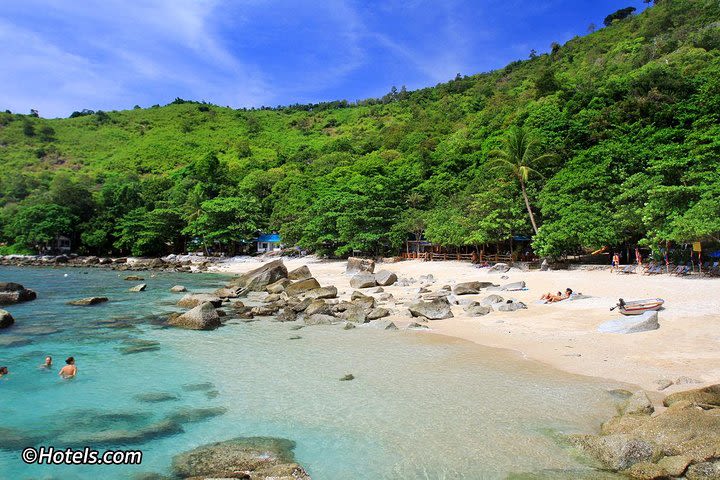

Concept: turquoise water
[[0, 266, 620, 479]]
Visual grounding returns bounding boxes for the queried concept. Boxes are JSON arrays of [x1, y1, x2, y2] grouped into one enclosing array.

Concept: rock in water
[[367, 307, 390, 320], [408, 297, 453, 320], [230, 259, 288, 291], [170, 285, 187, 293], [597, 311, 659, 334], [0, 309, 14, 328], [68, 297, 108, 306], [287, 265, 312, 281], [362, 319, 398, 330], [349, 273, 376, 289], [0, 282, 37, 305], [340, 374, 355, 381], [168, 302, 221, 330], [124, 275, 144, 281], [177, 293, 222, 308], [285, 277, 321, 296], [129, 284, 147, 292], [171, 436, 310, 480], [374, 270, 397, 286]]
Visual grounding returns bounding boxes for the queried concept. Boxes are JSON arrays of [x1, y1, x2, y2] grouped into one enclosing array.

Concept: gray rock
[[500, 281, 526, 291], [166, 406, 227, 424], [171, 436, 310, 480], [287, 265, 312, 281], [285, 277, 321, 296], [0, 282, 37, 305], [452, 281, 495, 295], [305, 286, 338, 299], [167, 302, 221, 330], [363, 319, 398, 330], [177, 293, 222, 308], [375, 269, 398, 286], [305, 314, 336, 325], [342, 321, 356, 330], [378, 293, 395, 302], [346, 257, 375, 275], [464, 303, 492, 316], [597, 311, 659, 334], [229, 259, 288, 291], [488, 263, 510, 273], [405, 322, 429, 330], [570, 434, 660, 471], [540, 259, 550, 271], [496, 300, 526, 312], [340, 304, 368, 323], [275, 308, 297, 322], [290, 297, 313, 313], [251, 305, 279, 316], [264, 293, 282, 303], [129, 284, 147, 292], [372, 287, 385, 293], [481, 294, 505, 305], [305, 299, 331, 316], [352, 295, 376, 310], [349, 273, 376, 289], [622, 391, 654, 415], [663, 384, 720, 408], [408, 297, 453, 320], [170, 285, 187, 293], [124, 275, 144, 281], [213, 287, 240, 299], [134, 392, 179, 403], [367, 307, 390, 320], [686, 460, 720, 480], [0, 308, 15, 328], [266, 278, 292, 293], [340, 374, 355, 381], [68, 297, 108, 306]]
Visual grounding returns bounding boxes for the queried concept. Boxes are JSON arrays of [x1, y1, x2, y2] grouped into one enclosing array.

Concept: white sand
[[212, 257, 720, 392]]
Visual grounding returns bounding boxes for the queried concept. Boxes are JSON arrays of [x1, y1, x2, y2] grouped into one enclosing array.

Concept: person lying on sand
[[541, 288, 573, 303], [59, 357, 77, 379]]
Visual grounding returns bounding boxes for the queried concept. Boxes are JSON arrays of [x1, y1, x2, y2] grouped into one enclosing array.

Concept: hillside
[[0, 0, 719, 258]]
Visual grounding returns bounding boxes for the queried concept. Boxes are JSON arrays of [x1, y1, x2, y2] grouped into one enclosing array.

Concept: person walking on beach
[[611, 252, 620, 273], [59, 357, 77, 379]]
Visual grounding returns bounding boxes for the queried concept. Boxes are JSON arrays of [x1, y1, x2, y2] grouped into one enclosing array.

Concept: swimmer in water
[[0, 366, 8, 378], [58, 357, 77, 379], [41, 356, 52, 369]]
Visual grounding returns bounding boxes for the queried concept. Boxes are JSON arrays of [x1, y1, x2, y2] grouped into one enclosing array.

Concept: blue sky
[[1, 0, 649, 118]]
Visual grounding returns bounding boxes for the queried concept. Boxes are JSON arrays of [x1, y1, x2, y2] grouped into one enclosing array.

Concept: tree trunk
[[520, 179, 539, 235]]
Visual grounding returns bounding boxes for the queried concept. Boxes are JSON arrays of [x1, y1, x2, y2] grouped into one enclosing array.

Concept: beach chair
[[618, 264, 636, 274], [672, 265, 690, 276]]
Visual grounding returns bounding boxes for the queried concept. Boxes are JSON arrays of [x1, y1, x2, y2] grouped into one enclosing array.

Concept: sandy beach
[[212, 257, 720, 394]]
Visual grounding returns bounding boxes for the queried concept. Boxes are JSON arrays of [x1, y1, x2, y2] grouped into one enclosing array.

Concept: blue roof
[[257, 233, 281, 243]]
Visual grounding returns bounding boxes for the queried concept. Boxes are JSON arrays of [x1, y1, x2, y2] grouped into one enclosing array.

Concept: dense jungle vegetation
[[0, 0, 718, 257]]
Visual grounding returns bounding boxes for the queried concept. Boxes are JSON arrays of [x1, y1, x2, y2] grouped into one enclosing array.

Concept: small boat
[[614, 298, 664, 315]]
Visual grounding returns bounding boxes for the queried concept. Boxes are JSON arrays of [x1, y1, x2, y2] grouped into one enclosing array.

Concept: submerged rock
[[170, 285, 187, 293], [182, 382, 215, 392], [166, 407, 227, 424], [0, 282, 37, 305], [168, 302, 221, 330], [119, 339, 161, 355], [134, 392, 179, 403], [60, 419, 183, 447], [362, 319, 398, 330], [171, 436, 310, 480], [124, 275, 144, 281], [0, 308, 15, 328], [340, 374, 355, 381], [68, 297, 108, 306], [0, 335, 31, 347]]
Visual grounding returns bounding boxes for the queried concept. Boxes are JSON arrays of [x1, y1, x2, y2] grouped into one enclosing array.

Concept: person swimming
[[41, 356, 53, 369], [58, 357, 77, 379], [0, 366, 8, 378]]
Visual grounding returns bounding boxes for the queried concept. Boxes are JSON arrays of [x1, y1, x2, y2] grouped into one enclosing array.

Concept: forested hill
[[1, 0, 719, 258]]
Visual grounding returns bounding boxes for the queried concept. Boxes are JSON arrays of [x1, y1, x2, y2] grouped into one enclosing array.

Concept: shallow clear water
[[0, 266, 620, 479]]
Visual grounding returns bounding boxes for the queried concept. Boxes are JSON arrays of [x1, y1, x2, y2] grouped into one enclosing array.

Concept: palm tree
[[487, 126, 555, 235]]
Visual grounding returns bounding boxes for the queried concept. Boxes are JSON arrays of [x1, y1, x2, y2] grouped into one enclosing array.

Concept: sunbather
[[540, 288, 573, 303]]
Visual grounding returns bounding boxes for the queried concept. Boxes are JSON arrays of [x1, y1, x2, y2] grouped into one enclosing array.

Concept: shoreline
[[209, 256, 720, 395]]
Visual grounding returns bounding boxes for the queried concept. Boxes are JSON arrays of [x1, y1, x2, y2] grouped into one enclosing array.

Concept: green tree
[[6, 204, 77, 250], [183, 196, 261, 254], [487, 127, 554, 235]]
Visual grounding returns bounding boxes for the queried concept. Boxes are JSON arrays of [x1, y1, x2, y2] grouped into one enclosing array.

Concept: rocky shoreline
[[0, 254, 221, 272]]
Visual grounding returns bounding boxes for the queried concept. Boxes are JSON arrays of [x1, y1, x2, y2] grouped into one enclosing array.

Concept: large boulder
[[340, 304, 368, 323], [408, 297, 453, 320], [500, 281, 526, 291], [597, 311, 659, 334], [170, 285, 187, 293], [452, 281, 495, 295], [362, 319, 398, 330], [0, 282, 37, 305], [488, 263, 511, 274], [266, 278, 292, 294], [664, 384, 720, 408], [349, 273, 376, 289], [351, 294, 376, 310], [305, 299, 331, 316], [177, 293, 223, 309], [68, 297, 108, 306], [374, 270, 397, 286], [496, 300, 527, 312], [305, 286, 338, 299], [171, 436, 310, 480], [346, 257, 375, 275], [367, 307, 390, 320], [570, 434, 661, 471], [481, 294, 505, 305], [230, 259, 288, 291], [305, 314, 336, 325], [0, 309, 14, 328], [128, 284, 147, 292], [285, 277, 321, 296], [464, 303, 492, 316], [214, 287, 240, 299], [168, 302, 221, 330], [287, 265, 312, 281]]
